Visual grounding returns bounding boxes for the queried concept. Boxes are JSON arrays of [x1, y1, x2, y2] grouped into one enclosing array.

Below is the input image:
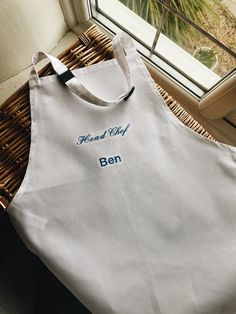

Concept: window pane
[[117, 0, 236, 88], [96, 0, 157, 48], [169, 0, 236, 54], [160, 9, 236, 81], [95, 0, 236, 92], [118, 0, 162, 29]]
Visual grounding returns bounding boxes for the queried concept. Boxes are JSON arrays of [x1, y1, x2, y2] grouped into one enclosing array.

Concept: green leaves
[[119, 0, 217, 43]]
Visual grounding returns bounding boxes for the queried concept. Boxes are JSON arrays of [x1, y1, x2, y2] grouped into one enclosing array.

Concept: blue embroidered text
[[76, 123, 130, 145], [99, 155, 122, 167]]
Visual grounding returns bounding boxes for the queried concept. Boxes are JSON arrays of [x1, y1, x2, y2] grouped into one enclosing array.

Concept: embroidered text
[[76, 123, 130, 146]]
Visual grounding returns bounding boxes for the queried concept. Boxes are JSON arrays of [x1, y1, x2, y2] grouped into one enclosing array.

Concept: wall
[[0, 0, 68, 82]]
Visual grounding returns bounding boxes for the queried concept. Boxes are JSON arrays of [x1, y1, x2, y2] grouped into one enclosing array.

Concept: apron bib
[[8, 32, 236, 314]]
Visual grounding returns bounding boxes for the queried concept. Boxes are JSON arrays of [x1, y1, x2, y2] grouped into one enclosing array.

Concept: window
[[89, 0, 236, 99]]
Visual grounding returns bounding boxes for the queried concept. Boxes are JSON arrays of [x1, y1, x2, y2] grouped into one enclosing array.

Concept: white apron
[[8, 32, 236, 314]]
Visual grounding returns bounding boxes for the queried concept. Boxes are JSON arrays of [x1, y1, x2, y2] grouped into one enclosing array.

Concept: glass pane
[[168, 0, 236, 54], [159, 9, 236, 81], [96, 0, 235, 91], [97, 0, 158, 48], [118, 0, 163, 28], [117, 0, 236, 89]]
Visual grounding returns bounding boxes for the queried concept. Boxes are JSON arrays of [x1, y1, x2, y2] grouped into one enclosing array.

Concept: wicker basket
[[0, 25, 215, 210]]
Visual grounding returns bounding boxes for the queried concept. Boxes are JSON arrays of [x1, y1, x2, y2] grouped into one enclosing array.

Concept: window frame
[[60, 0, 236, 121]]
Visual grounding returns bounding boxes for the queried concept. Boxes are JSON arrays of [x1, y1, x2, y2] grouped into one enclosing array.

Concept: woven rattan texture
[[0, 25, 215, 205]]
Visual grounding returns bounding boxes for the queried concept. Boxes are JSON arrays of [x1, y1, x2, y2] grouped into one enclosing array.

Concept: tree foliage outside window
[[118, 0, 217, 43], [117, 0, 236, 75]]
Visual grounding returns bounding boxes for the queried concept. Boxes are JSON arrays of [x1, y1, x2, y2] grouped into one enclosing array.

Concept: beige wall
[[0, 0, 68, 82]]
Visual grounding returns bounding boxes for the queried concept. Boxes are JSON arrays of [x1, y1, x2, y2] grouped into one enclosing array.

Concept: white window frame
[[60, 0, 236, 122]]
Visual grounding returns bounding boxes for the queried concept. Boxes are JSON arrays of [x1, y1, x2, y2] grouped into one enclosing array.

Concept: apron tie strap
[[30, 32, 136, 107]]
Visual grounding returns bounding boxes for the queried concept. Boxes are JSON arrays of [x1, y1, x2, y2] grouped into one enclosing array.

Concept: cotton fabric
[[8, 32, 236, 314]]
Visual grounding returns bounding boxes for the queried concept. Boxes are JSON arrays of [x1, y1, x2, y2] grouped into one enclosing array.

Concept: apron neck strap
[[30, 32, 137, 107]]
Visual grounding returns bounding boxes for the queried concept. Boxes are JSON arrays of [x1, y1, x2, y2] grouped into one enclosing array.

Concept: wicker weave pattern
[[0, 25, 215, 205]]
